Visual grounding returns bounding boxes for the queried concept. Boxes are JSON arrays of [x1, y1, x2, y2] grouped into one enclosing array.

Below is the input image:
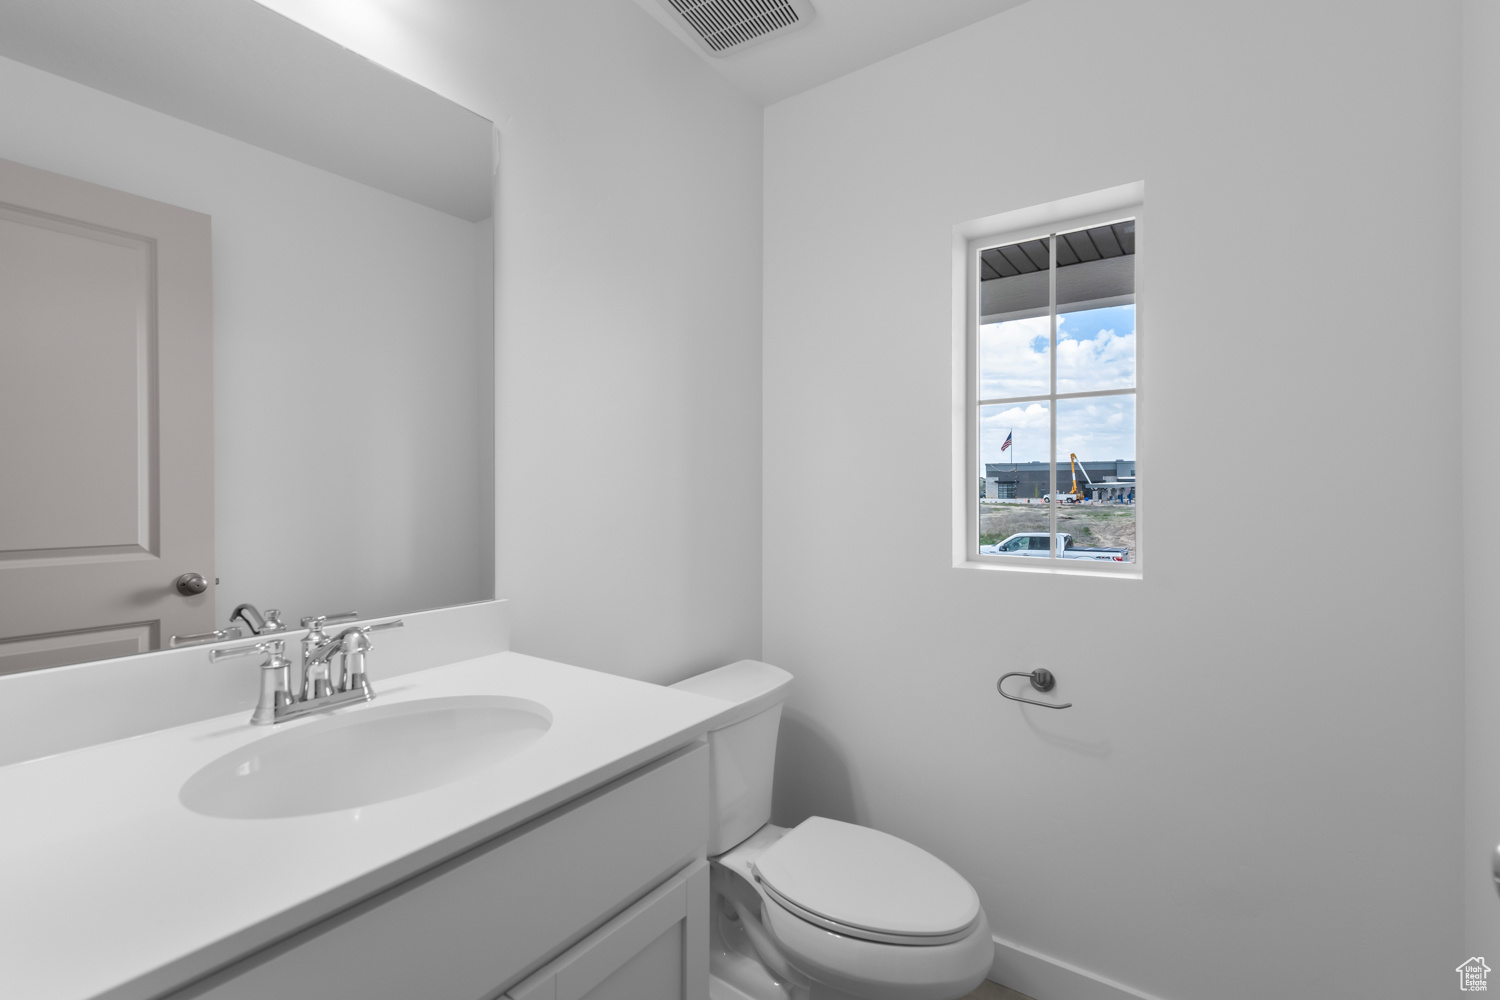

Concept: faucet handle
[[211, 638, 292, 726], [261, 609, 286, 633], [300, 611, 358, 630], [170, 626, 245, 647], [335, 618, 404, 646], [210, 639, 274, 662], [336, 620, 401, 698], [331, 619, 404, 656]]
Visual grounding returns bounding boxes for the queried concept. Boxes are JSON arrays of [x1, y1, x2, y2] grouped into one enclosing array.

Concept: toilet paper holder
[[996, 668, 1072, 709]]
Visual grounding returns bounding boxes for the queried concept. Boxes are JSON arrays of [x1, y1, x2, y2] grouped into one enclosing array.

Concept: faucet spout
[[230, 603, 285, 635], [306, 635, 344, 666], [229, 603, 265, 633]]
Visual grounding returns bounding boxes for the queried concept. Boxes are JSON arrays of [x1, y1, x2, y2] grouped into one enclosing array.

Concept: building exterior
[[984, 460, 1135, 501]]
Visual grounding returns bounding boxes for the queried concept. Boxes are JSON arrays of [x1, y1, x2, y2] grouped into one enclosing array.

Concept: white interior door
[[0, 156, 214, 673]]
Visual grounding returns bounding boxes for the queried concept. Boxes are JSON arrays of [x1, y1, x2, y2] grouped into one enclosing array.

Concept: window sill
[[956, 556, 1142, 580]]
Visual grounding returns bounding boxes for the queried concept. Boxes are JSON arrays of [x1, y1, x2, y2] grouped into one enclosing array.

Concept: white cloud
[[1057, 396, 1134, 461], [1056, 327, 1135, 394], [978, 317, 1049, 399], [977, 308, 1137, 466], [979, 316, 1135, 400]]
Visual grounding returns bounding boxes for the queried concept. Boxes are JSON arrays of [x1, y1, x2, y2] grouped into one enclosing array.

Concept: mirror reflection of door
[[0, 156, 214, 673]]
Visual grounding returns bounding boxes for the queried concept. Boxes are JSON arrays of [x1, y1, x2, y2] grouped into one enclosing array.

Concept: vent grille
[[666, 0, 803, 53]]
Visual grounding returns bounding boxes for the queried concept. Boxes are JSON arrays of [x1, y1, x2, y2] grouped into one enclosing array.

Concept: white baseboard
[[989, 934, 1166, 1000]]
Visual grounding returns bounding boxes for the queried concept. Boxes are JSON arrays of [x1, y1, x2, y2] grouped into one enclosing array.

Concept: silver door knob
[[175, 572, 209, 596]]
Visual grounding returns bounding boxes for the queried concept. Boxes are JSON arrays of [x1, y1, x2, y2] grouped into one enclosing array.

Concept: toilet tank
[[671, 660, 793, 856]]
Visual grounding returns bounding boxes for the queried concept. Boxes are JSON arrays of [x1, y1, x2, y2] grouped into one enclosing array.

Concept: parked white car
[[980, 532, 1128, 562]]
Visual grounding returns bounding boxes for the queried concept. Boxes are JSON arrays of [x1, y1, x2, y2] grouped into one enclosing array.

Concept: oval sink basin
[[181, 695, 552, 819]]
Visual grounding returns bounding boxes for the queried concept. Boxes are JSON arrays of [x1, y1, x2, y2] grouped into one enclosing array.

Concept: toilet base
[[708, 973, 867, 1000], [710, 890, 802, 1000]]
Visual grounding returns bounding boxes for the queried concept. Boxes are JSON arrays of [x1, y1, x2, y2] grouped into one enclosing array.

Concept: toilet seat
[[752, 818, 982, 946]]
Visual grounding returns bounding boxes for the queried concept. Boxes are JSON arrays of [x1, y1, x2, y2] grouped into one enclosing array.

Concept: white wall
[[259, 0, 766, 681], [763, 2, 1463, 998], [0, 55, 491, 628], [1463, 0, 1500, 963], [485, 5, 763, 681]]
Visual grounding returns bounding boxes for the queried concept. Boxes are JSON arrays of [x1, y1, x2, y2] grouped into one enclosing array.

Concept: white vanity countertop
[[0, 652, 730, 1000]]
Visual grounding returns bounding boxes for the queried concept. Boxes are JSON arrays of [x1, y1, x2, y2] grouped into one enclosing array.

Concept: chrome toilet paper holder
[[996, 668, 1072, 710]]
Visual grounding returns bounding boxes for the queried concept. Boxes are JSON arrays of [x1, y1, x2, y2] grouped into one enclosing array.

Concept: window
[[965, 205, 1139, 570]]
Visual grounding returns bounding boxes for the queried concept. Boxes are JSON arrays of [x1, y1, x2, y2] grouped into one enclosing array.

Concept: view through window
[[974, 218, 1137, 564]]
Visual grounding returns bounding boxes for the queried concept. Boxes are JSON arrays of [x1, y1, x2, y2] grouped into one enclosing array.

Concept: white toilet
[[672, 660, 992, 1000]]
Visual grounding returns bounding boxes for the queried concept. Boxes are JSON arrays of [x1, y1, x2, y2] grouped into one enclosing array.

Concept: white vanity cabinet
[[164, 742, 709, 1000]]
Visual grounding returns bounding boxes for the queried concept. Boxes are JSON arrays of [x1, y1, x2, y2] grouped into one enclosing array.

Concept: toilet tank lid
[[670, 660, 792, 730]]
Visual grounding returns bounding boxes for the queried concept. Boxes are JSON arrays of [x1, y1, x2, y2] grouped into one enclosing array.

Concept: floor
[[963, 982, 1035, 1000]]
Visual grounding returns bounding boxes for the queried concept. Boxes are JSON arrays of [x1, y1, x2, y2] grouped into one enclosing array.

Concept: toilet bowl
[[672, 661, 992, 1000]]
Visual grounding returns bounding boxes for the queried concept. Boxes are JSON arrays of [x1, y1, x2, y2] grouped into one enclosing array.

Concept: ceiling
[[0, 0, 493, 220], [631, 0, 1032, 106]]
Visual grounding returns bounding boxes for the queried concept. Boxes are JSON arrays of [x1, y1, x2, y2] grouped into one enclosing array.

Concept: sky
[[979, 304, 1135, 469]]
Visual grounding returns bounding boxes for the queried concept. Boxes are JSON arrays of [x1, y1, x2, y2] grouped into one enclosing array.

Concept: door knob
[[175, 572, 209, 596]]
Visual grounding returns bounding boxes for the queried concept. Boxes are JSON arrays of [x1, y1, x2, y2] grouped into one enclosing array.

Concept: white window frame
[[951, 183, 1145, 577]]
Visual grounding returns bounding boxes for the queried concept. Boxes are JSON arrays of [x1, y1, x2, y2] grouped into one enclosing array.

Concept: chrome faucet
[[229, 603, 286, 636], [299, 612, 359, 700], [211, 617, 404, 726]]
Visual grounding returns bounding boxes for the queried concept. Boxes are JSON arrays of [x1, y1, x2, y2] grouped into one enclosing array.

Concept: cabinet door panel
[[508, 859, 708, 1000], [168, 743, 707, 1000], [580, 926, 681, 1000]]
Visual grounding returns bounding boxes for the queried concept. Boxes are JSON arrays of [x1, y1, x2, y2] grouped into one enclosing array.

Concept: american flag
[[1001, 431, 1012, 452]]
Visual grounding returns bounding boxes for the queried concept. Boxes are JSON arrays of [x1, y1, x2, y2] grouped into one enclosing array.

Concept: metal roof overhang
[[980, 220, 1136, 324]]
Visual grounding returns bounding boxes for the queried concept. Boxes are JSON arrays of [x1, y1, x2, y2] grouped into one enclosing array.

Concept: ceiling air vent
[[653, 0, 815, 57]]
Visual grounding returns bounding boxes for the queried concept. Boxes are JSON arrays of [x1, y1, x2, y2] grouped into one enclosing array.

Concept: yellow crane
[[1067, 453, 1093, 501]]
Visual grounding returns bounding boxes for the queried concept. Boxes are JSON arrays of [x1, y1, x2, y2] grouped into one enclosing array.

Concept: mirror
[[0, 0, 495, 673]]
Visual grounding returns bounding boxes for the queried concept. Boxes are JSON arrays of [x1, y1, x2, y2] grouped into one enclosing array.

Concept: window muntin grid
[[973, 219, 1137, 565]]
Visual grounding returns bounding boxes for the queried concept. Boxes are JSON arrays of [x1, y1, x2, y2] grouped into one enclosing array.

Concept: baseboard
[[989, 933, 1166, 1000]]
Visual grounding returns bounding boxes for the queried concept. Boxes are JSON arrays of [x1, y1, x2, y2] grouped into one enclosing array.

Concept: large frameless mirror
[[0, 0, 495, 673]]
